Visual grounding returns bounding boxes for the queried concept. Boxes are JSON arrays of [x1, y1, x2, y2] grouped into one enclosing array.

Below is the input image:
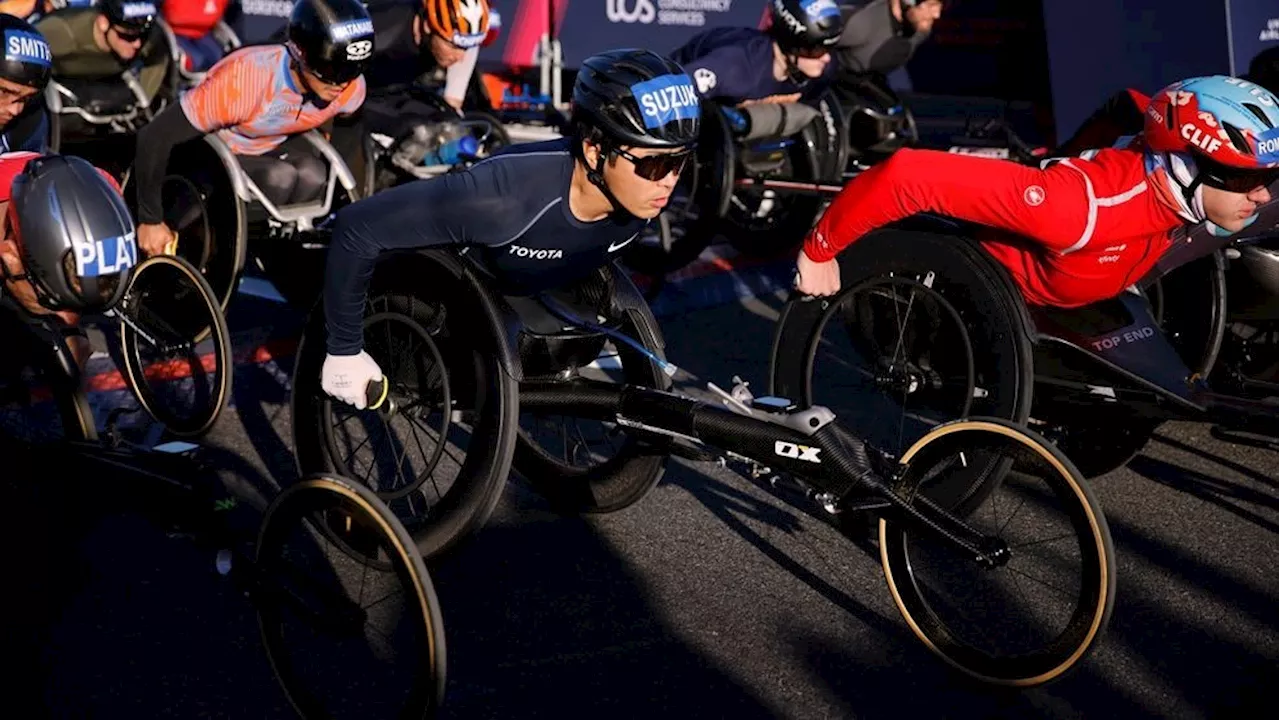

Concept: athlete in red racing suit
[[797, 75, 1279, 307]]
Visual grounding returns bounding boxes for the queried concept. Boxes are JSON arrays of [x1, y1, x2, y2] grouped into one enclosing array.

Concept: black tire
[[513, 291, 670, 514], [880, 418, 1115, 687], [123, 139, 248, 312], [118, 255, 232, 438], [464, 109, 511, 154], [0, 311, 96, 444], [291, 279, 520, 560], [720, 95, 842, 260], [773, 230, 1035, 457], [256, 474, 446, 719], [1044, 416, 1162, 479]]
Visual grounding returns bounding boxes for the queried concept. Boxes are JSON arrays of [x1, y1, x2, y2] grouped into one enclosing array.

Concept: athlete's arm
[[443, 46, 478, 110], [802, 147, 1093, 263], [680, 45, 756, 103], [5, 106, 49, 153], [136, 29, 171, 100], [133, 55, 262, 226], [336, 77, 366, 116], [832, 4, 877, 73], [323, 158, 520, 356]]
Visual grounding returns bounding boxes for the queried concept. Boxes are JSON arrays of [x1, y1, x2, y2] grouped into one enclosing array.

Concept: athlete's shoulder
[[482, 138, 573, 165], [463, 139, 573, 211], [680, 26, 767, 57], [208, 43, 286, 76], [368, 0, 414, 28], [0, 152, 44, 202]]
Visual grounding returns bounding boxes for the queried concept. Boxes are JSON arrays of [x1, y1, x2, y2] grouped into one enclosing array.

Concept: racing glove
[[321, 351, 384, 410]]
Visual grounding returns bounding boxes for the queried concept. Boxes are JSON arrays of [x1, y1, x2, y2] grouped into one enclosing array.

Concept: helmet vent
[[1242, 102, 1275, 129], [1220, 122, 1250, 156]]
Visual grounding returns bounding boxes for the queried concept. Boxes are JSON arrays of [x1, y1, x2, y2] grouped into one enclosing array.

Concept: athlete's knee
[[293, 154, 328, 195], [246, 160, 300, 204]]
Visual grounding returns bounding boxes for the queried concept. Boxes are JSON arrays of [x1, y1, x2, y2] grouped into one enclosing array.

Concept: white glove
[[321, 351, 384, 410]]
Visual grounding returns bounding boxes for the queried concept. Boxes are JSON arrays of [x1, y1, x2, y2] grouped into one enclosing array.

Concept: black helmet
[[0, 16, 52, 91], [10, 156, 136, 314], [572, 49, 700, 150], [99, 0, 159, 33], [1244, 46, 1278, 96], [768, 0, 843, 53], [287, 0, 376, 86]]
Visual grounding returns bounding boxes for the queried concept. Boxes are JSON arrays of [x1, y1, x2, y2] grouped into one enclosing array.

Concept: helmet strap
[[286, 45, 331, 110], [782, 54, 812, 88], [585, 144, 625, 215]]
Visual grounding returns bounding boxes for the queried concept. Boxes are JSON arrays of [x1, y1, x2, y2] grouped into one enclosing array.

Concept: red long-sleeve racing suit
[[802, 145, 1187, 308]]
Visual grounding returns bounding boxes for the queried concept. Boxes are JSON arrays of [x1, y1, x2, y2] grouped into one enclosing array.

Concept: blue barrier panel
[[1228, 0, 1278, 76], [1044, 0, 1276, 144]]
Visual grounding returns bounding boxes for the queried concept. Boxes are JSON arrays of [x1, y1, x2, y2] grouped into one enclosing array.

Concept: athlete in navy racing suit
[[671, 0, 842, 108], [0, 15, 54, 153], [319, 49, 702, 408]]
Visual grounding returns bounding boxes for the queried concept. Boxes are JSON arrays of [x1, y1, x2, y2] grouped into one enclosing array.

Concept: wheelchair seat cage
[[207, 131, 359, 231]]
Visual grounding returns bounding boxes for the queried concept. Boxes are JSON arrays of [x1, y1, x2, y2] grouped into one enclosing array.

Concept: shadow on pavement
[[427, 490, 784, 719]]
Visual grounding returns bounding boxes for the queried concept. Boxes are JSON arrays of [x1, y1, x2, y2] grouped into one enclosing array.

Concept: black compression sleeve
[[323, 163, 515, 355], [134, 104, 204, 225]]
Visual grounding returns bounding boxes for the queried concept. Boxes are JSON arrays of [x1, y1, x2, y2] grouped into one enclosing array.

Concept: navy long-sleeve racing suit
[[324, 138, 647, 356], [669, 27, 834, 104]]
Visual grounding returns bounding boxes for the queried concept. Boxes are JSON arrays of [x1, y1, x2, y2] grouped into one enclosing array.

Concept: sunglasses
[[112, 25, 146, 43], [790, 46, 830, 60], [614, 147, 695, 181], [1198, 158, 1278, 193]]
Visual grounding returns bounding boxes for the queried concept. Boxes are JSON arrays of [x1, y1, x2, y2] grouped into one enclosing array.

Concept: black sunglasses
[[1198, 157, 1277, 193], [790, 45, 830, 59], [614, 147, 695, 181], [112, 25, 147, 42]]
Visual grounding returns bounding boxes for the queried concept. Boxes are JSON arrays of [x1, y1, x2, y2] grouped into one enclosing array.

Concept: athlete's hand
[[740, 93, 802, 107], [322, 351, 384, 410], [795, 250, 840, 297], [138, 222, 176, 256]]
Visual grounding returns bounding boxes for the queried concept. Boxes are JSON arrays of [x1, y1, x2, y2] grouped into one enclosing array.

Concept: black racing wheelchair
[[290, 247, 1117, 688], [0, 256, 446, 719], [355, 86, 512, 196], [767, 203, 1279, 482], [123, 130, 364, 312], [622, 92, 847, 278]]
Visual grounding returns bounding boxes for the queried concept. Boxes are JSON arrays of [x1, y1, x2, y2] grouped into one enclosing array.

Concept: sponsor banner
[[1228, 0, 1277, 77], [229, 0, 294, 45], [1043, 0, 1238, 145], [480, 0, 760, 69]]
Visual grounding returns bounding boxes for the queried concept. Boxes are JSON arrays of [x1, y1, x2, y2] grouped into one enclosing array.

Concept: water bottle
[[424, 134, 480, 167]]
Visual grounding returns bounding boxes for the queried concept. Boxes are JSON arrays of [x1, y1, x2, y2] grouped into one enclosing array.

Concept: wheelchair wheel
[[513, 277, 670, 513], [463, 109, 511, 156], [117, 255, 232, 438], [717, 98, 842, 260], [1043, 417, 1163, 479], [255, 474, 445, 719], [774, 230, 1035, 504], [0, 314, 96, 444], [292, 283, 520, 560], [124, 139, 247, 312], [880, 418, 1115, 687]]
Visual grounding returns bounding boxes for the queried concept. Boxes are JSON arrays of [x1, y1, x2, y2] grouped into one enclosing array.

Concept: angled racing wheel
[[115, 254, 232, 437]]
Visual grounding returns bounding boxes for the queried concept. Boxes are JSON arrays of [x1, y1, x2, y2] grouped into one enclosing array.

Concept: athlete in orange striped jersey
[[131, 0, 374, 258]]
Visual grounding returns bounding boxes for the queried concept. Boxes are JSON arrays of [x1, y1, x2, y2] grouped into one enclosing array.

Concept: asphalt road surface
[[3, 257, 1276, 720]]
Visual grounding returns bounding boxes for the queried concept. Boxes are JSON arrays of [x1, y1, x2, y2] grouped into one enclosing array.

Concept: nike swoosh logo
[[608, 233, 638, 253]]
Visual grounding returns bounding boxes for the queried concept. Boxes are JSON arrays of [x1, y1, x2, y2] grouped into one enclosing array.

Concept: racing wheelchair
[[123, 130, 364, 312], [622, 92, 847, 278], [290, 247, 1117, 688], [357, 86, 512, 196], [154, 16, 241, 90], [766, 207, 1279, 482], [44, 30, 183, 163], [0, 253, 446, 719]]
